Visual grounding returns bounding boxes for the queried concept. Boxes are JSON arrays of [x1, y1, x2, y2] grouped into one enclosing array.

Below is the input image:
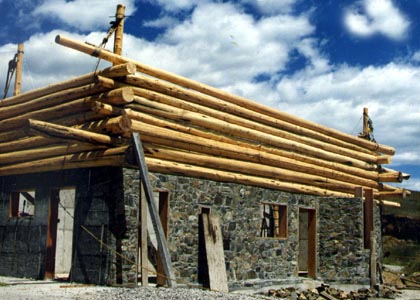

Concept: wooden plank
[[201, 211, 228, 292], [132, 132, 176, 287], [140, 185, 148, 286]]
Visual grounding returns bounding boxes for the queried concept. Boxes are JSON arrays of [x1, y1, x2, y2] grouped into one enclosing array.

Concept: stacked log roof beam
[[0, 35, 408, 204]]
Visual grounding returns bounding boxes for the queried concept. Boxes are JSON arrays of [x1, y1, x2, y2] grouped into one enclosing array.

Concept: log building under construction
[[0, 5, 410, 291]]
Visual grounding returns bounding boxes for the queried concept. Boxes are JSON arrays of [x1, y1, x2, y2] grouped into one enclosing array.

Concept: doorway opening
[[45, 188, 76, 280], [298, 208, 316, 278]]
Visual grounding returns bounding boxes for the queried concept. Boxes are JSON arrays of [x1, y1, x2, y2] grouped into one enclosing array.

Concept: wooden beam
[[129, 119, 380, 189], [27, 119, 113, 145], [145, 157, 352, 197], [0, 61, 125, 107], [140, 185, 148, 286], [128, 96, 385, 165], [364, 189, 374, 249], [113, 4, 125, 59], [54, 34, 395, 155], [0, 147, 127, 176], [13, 43, 24, 96], [132, 133, 177, 287]]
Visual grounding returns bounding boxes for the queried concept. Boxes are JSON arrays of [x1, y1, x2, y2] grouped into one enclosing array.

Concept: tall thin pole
[[13, 43, 24, 96], [113, 4, 125, 63]]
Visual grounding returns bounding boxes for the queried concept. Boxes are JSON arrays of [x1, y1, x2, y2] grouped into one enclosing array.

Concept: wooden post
[[132, 132, 176, 287], [370, 230, 377, 288], [113, 4, 125, 63], [364, 188, 374, 249], [140, 184, 148, 286], [13, 43, 24, 96], [45, 188, 59, 280]]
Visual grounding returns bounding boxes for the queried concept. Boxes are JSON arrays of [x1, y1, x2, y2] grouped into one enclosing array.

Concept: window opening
[[9, 190, 35, 217], [260, 202, 287, 238]]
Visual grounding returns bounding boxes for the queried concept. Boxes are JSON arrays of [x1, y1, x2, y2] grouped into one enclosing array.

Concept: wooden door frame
[[45, 188, 60, 280], [299, 207, 317, 278]]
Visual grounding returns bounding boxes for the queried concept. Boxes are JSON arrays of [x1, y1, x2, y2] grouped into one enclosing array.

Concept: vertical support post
[[307, 209, 317, 278], [370, 231, 377, 288], [132, 133, 177, 287], [13, 43, 24, 96], [140, 185, 148, 286], [364, 188, 374, 249], [45, 188, 59, 280], [113, 4, 125, 64]]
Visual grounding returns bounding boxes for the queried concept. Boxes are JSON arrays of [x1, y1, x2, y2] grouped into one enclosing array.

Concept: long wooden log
[[120, 107, 381, 180], [0, 111, 102, 144], [129, 83, 386, 159], [54, 35, 395, 155], [143, 144, 371, 194], [0, 79, 110, 120], [129, 119, 382, 189], [0, 146, 128, 176], [0, 142, 107, 166], [128, 97, 388, 165], [0, 136, 60, 154], [98, 87, 135, 105], [144, 157, 352, 197], [27, 119, 113, 145], [126, 109, 377, 171], [0, 94, 105, 132], [0, 62, 132, 107]]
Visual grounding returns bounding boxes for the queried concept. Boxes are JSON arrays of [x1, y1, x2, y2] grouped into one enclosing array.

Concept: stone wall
[[318, 197, 369, 283], [121, 170, 376, 287]]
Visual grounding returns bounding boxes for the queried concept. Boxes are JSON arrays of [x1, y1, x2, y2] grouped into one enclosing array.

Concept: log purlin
[[0, 35, 409, 202]]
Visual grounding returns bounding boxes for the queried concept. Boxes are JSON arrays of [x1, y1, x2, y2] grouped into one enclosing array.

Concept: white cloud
[[144, 16, 180, 29], [344, 0, 410, 40], [412, 51, 420, 62], [146, 0, 206, 12], [132, 2, 314, 88], [241, 0, 299, 15], [32, 0, 137, 31]]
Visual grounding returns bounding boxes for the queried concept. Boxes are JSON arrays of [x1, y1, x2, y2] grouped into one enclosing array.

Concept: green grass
[[0, 282, 8, 287]]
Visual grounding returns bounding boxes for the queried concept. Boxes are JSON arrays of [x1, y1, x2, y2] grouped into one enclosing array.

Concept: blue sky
[[0, 0, 419, 191]]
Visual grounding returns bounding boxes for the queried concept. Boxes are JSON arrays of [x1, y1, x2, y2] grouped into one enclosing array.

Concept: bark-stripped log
[[128, 97, 388, 164], [129, 84, 385, 159], [54, 34, 395, 155], [145, 157, 352, 197], [27, 119, 113, 145], [126, 110, 377, 171], [129, 119, 382, 190], [0, 142, 107, 166], [0, 61, 133, 107], [0, 146, 128, 176], [0, 80, 110, 120], [142, 144, 374, 194]]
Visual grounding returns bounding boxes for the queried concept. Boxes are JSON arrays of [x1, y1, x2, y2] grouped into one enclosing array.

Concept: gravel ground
[[1, 276, 419, 300]]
